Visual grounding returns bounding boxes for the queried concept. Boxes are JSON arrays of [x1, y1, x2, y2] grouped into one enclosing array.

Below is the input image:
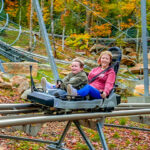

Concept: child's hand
[[56, 80, 62, 88]]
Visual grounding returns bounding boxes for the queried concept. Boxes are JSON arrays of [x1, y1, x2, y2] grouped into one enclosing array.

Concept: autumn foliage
[[5, 0, 19, 17], [90, 23, 111, 37], [3, 0, 150, 50], [66, 33, 90, 51], [4, 0, 145, 35]]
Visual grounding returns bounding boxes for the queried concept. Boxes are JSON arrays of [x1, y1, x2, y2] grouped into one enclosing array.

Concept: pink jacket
[[88, 67, 116, 96]]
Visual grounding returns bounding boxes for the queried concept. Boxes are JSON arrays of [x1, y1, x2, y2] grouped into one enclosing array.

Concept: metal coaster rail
[[0, 40, 38, 62], [0, 103, 150, 127], [0, 40, 74, 65]]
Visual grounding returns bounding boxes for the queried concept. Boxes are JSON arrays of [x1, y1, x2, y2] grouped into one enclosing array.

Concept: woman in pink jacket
[[67, 51, 116, 99]]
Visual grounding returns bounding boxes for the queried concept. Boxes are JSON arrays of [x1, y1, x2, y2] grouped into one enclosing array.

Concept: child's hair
[[97, 51, 113, 66], [72, 58, 84, 68]]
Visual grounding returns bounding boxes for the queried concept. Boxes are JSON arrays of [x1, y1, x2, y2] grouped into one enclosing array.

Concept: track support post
[[96, 118, 108, 150], [74, 120, 95, 150], [47, 121, 71, 150]]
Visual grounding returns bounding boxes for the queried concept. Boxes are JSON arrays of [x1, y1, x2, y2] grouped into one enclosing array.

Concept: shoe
[[54, 92, 60, 98], [67, 84, 77, 96], [41, 77, 47, 92]]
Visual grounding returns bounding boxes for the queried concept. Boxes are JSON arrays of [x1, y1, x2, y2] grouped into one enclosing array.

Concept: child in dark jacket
[[41, 58, 88, 95]]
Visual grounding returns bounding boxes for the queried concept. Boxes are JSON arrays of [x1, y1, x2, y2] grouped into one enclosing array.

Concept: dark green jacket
[[60, 71, 88, 90]]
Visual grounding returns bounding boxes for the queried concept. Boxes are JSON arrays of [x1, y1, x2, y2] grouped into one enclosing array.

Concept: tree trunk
[[136, 17, 140, 63], [62, 26, 65, 51], [38, 0, 44, 40], [51, 0, 56, 57], [29, 0, 33, 51], [19, 0, 22, 26], [85, 0, 92, 34], [62, 0, 67, 52]]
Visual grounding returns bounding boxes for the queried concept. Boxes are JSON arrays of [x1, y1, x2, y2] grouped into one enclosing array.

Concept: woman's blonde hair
[[72, 58, 84, 68], [97, 51, 113, 66]]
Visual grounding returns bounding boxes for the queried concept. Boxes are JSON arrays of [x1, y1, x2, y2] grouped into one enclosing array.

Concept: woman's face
[[100, 54, 111, 68], [70, 61, 83, 74]]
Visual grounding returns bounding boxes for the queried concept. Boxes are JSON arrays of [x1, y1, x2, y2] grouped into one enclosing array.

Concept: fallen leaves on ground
[[0, 88, 150, 150]]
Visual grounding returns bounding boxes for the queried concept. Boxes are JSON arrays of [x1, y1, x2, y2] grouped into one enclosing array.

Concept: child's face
[[71, 61, 83, 74]]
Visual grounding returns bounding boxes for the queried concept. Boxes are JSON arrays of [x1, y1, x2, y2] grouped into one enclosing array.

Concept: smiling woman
[[67, 50, 116, 99]]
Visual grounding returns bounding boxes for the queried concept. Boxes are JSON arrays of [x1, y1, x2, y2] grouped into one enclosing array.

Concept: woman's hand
[[101, 91, 107, 99], [99, 90, 103, 93]]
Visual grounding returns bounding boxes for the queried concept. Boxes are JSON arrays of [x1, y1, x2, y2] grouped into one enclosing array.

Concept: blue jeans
[[77, 84, 102, 99]]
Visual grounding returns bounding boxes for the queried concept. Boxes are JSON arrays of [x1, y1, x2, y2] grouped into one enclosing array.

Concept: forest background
[[3, 0, 150, 57]]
